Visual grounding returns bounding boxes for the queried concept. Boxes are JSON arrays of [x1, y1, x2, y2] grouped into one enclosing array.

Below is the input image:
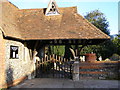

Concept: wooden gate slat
[[36, 54, 73, 79]]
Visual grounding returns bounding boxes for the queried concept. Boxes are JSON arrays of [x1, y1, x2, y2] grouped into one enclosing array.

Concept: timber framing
[[25, 39, 108, 45]]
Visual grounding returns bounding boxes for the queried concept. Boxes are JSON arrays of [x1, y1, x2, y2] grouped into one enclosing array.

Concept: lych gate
[[0, 0, 110, 88], [35, 54, 73, 79], [29, 39, 108, 79]]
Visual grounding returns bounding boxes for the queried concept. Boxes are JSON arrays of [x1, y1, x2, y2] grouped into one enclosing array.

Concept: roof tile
[[0, 1, 110, 40]]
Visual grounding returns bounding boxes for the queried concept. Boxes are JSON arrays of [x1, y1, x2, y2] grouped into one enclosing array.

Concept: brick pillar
[[72, 61, 79, 81], [0, 31, 6, 88]]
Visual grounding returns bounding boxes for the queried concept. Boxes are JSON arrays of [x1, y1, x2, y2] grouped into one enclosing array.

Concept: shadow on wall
[[5, 65, 35, 88], [6, 65, 13, 88]]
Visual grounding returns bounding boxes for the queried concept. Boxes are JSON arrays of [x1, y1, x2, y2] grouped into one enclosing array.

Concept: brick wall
[[0, 30, 6, 88], [79, 61, 120, 80]]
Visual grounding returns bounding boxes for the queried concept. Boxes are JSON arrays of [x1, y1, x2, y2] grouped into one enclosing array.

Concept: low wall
[[79, 61, 120, 80]]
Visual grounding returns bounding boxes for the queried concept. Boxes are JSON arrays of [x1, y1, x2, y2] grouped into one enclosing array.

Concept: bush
[[110, 53, 120, 61]]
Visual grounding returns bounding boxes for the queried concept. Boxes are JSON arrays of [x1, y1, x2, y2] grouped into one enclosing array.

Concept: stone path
[[9, 78, 119, 89]]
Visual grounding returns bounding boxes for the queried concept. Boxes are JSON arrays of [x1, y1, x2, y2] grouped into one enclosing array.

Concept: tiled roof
[[0, 1, 110, 40]]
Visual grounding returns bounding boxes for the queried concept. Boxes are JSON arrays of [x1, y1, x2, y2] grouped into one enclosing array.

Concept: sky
[[8, 0, 119, 35], [118, 1, 120, 34]]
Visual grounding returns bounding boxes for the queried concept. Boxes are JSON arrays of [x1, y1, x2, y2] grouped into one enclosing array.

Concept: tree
[[85, 10, 110, 35], [80, 10, 117, 60], [48, 45, 65, 56], [81, 40, 117, 60], [112, 34, 120, 55], [67, 10, 111, 59]]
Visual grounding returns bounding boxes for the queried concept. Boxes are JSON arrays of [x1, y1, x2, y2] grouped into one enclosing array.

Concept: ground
[[9, 78, 119, 89]]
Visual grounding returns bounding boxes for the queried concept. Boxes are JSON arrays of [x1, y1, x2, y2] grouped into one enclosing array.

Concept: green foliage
[[0, 89, 6, 90], [81, 10, 118, 60], [110, 53, 120, 61], [49, 45, 65, 56], [112, 35, 120, 55], [85, 10, 110, 35], [80, 40, 117, 60]]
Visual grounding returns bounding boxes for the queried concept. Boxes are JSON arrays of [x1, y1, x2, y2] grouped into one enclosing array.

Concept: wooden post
[[32, 41, 39, 79], [72, 61, 79, 81], [75, 45, 78, 56]]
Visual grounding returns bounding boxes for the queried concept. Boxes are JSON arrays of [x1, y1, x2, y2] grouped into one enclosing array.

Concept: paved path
[[10, 78, 119, 89]]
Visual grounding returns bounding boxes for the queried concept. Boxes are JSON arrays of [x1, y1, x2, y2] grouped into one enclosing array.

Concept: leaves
[[81, 10, 118, 60], [49, 45, 65, 56], [85, 10, 110, 35], [112, 35, 120, 55]]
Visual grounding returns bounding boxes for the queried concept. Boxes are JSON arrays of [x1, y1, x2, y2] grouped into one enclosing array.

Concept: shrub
[[110, 53, 120, 61]]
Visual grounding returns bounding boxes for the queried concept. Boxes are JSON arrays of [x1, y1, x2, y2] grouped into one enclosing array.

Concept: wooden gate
[[35, 55, 73, 79]]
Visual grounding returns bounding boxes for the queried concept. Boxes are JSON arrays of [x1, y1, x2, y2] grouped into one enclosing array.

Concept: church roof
[[0, 0, 110, 40]]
